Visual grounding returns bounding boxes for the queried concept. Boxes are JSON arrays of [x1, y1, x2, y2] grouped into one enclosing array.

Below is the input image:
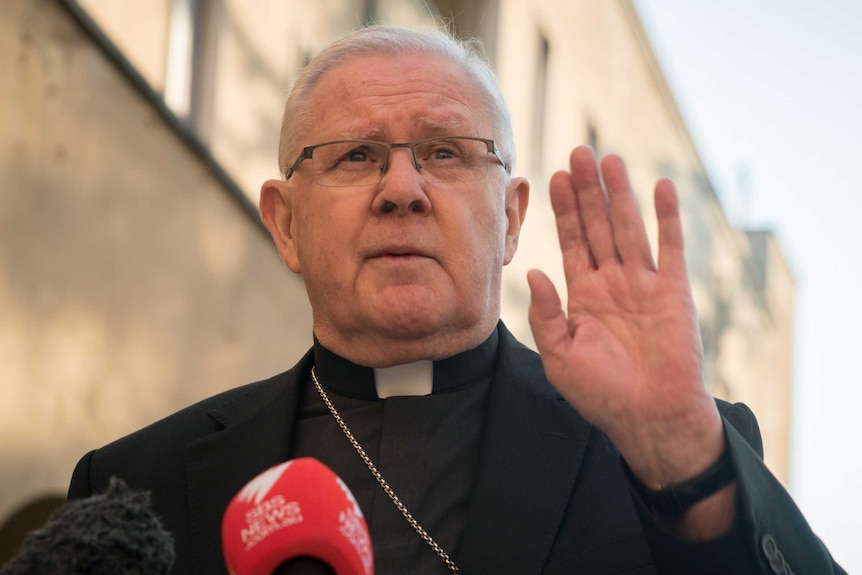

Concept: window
[[164, 0, 219, 141], [532, 32, 550, 174]]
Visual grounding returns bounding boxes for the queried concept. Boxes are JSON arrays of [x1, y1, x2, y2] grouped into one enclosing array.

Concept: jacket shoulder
[[69, 351, 312, 498]]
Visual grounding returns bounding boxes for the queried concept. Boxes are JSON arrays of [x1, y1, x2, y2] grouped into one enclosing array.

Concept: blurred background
[[0, 0, 857, 571]]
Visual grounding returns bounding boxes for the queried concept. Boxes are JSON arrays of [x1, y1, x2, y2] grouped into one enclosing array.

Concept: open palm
[[528, 146, 723, 486]]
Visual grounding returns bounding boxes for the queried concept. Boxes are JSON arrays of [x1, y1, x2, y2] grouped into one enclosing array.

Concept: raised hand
[[527, 146, 728, 518]]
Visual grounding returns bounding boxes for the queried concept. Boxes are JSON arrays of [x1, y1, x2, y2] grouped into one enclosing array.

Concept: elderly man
[[69, 25, 844, 575]]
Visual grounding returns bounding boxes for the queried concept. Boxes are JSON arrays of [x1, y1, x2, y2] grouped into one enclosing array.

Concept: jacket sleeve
[[632, 402, 847, 575], [67, 449, 96, 500]]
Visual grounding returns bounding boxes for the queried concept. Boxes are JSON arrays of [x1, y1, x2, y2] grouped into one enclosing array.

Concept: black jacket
[[69, 324, 845, 574]]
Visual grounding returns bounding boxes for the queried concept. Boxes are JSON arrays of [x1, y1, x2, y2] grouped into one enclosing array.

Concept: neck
[[312, 320, 499, 368]]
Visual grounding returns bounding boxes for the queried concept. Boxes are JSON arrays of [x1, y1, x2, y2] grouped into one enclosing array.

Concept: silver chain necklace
[[311, 367, 460, 573]]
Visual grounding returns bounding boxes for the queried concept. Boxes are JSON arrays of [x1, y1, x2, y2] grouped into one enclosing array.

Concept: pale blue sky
[[635, 0, 861, 570]]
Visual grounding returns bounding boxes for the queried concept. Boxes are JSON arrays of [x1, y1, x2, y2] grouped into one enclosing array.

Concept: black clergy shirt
[[288, 329, 499, 575]]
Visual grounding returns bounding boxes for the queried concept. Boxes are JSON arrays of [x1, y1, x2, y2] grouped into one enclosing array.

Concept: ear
[[503, 176, 529, 265], [259, 179, 302, 274]]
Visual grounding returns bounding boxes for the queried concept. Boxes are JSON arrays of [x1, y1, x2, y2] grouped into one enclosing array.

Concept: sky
[[634, 0, 861, 570]]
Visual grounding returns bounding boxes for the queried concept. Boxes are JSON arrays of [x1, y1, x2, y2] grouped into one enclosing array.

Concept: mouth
[[367, 246, 432, 259]]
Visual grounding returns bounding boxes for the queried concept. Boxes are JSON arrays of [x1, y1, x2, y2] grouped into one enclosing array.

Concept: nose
[[371, 147, 432, 216]]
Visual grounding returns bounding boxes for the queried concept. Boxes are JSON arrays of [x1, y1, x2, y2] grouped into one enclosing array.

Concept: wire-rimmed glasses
[[285, 136, 509, 187]]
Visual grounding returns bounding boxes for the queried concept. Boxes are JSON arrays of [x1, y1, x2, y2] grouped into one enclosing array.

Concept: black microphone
[[0, 477, 174, 575]]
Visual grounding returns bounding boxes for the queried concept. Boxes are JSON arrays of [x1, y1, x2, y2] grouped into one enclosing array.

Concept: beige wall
[[75, 0, 171, 92], [0, 0, 312, 525]]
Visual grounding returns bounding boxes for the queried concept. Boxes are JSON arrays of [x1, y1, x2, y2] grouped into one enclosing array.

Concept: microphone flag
[[222, 458, 374, 575]]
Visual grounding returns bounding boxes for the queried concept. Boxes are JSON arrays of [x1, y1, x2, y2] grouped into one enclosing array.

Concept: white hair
[[278, 25, 516, 177]]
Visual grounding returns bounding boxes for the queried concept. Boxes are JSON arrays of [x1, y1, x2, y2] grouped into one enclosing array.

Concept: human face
[[260, 52, 528, 365]]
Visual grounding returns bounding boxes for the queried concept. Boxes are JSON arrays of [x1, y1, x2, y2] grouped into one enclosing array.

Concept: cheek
[[470, 196, 509, 252], [455, 201, 508, 279], [294, 197, 363, 271]]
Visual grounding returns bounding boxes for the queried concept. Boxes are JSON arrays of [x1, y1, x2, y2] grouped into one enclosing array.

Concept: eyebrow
[[344, 126, 387, 141], [340, 115, 475, 142], [414, 115, 472, 135]]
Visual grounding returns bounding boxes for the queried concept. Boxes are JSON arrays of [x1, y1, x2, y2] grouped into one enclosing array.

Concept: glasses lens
[[310, 141, 387, 187], [306, 138, 496, 187], [415, 138, 490, 183]]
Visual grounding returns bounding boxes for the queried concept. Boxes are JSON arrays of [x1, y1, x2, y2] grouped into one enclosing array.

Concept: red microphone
[[222, 458, 374, 575]]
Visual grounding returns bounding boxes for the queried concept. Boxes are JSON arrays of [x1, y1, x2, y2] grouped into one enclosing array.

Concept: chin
[[374, 311, 449, 340], [375, 304, 489, 344]]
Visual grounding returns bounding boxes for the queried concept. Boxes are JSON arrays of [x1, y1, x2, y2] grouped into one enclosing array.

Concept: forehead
[[306, 52, 490, 141]]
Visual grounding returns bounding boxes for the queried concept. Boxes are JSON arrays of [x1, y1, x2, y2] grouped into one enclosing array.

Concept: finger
[[568, 147, 617, 266], [654, 178, 686, 276], [527, 269, 570, 361], [600, 155, 656, 271], [549, 169, 593, 281]]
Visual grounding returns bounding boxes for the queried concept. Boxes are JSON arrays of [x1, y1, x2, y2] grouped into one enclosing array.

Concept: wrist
[[623, 446, 735, 517]]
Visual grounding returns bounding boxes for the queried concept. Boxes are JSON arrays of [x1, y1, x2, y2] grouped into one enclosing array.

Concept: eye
[[433, 147, 457, 160], [345, 148, 370, 163], [330, 144, 382, 171], [423, 140, 465, 161]]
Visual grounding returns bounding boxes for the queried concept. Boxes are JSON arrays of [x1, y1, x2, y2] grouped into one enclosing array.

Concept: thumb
[[527, 269, 570, 360]]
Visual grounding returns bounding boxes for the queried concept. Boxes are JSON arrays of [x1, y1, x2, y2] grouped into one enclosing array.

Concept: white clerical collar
[[373, 361, 433, 398]]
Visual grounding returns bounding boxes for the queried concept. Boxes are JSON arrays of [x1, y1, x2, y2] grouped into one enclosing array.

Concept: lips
[[366, 245, 433, 259]]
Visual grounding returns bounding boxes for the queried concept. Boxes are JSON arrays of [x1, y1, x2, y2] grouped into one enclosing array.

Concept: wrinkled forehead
[[318, 113, 481, 143], [304, 52, 494, 142]]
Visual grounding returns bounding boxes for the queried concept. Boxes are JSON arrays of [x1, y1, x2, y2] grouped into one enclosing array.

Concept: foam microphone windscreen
[[0, 477, 174, 575], [222, 458, 374, 575]]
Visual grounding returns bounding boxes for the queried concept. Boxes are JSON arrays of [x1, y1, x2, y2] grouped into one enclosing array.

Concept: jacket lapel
[[177, 331, 591, 574], [458, 326, 593, 575], [185, 351, 314, 574]]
